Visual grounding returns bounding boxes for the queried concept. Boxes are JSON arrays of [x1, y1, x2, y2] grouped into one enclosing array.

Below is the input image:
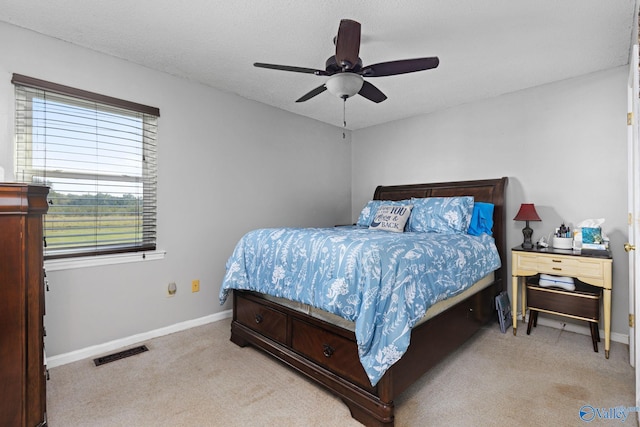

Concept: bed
[[220, 177, 507, 426]]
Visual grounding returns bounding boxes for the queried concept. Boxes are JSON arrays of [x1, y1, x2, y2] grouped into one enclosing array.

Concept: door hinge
[[630, 314, 635, 328], [628, 112, 634, 125]]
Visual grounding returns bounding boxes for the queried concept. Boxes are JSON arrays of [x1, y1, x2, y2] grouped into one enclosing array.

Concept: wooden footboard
[[228, 177, 507, 426]]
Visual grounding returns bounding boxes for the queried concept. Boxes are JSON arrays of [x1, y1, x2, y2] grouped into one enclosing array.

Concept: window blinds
[[13, 74, 159, 259]]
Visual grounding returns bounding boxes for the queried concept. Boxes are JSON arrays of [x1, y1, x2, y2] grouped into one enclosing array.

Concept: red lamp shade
[[514, 203, 541, 249], [513, 204, 541, 222]]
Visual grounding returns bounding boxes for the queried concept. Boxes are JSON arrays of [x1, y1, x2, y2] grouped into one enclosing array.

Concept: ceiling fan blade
[[254, 62, 328, 76], [358, 81, 387, 103], [335, 19, 361, 70], [360, 57, 439, 77], [296, 85, 327, 102]]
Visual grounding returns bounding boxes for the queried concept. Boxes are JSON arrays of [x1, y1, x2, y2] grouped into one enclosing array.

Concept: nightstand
[[511, 246, 613, 358]]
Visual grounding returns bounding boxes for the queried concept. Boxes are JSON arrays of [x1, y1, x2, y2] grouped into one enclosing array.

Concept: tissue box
[[582, 227, 602, 244], [581, 227, 606, 250]]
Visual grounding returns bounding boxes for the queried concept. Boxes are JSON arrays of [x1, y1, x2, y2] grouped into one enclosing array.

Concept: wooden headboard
[[373, 177, 508, 291]]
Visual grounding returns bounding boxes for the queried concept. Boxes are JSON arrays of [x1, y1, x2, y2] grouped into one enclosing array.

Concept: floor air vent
[[93, 345, 149, 366]]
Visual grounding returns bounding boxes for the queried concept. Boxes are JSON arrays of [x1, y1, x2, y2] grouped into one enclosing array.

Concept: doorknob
[[625, 242, 636, 252]]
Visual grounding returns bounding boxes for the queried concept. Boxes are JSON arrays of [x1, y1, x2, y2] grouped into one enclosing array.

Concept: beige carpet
[[47, 319, 634, 426]]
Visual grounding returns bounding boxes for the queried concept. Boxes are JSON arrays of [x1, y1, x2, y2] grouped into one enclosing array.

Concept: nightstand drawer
[[515, 253, 603, 279]]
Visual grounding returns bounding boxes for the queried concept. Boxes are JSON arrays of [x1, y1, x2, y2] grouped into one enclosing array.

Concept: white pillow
[[369, 205, 413, 233], [538, 274, 575, 291]]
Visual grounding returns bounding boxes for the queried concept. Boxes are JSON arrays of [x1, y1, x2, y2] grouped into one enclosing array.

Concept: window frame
[[12, 74, 160, 260]]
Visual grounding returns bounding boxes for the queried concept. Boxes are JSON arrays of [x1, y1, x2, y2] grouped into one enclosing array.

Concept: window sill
[[44, 250, 166, 272]]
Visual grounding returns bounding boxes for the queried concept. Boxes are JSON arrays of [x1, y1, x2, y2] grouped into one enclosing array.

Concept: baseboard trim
[[48, 309, 628, 369], [520, 313, 629, 345], [46, 310, 233, 368]]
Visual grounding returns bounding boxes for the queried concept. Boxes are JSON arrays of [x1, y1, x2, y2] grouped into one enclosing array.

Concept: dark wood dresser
[[0, 184, 49, 426]]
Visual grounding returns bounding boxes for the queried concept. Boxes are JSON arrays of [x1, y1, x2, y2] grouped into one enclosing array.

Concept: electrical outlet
[[191, 279, 200, 293], [167, 282, 177, 297]]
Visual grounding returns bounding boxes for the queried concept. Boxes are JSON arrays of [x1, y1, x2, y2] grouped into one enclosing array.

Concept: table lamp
[[513, 203, 541, 249]]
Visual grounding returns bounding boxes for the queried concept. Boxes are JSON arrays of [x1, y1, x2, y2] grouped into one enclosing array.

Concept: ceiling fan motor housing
[[325, 55, 362, 74]]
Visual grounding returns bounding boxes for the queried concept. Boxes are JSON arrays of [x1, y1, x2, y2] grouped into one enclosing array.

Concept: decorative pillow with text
[[369, 205, 413, 233], [356, 199, 410, 227]]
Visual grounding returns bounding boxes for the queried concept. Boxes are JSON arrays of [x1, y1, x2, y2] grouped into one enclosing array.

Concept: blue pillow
[[356, 199, 411, 227], [408, 196, 474, 234], [467, 202, 495, 236]]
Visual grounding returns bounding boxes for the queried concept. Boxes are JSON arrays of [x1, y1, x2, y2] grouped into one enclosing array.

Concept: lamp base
[[521, 222, 534, 249], [521, 241, 534, 250]]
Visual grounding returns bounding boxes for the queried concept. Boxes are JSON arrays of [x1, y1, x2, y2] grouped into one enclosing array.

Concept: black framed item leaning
[[495, 290, 511, 333]]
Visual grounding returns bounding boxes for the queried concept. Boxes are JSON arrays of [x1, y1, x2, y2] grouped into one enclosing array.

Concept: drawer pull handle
[[322, 344, 335, 358], [254, 314, 263, 324], [552, 259, 562, 263], [552, 267, 562, 271]]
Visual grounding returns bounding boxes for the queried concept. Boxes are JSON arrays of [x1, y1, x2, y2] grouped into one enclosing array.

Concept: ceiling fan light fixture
[[325, 73, 363, 99]]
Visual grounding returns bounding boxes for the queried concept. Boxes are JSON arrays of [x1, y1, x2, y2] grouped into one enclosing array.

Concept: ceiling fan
[[254, 19, 439, 104]]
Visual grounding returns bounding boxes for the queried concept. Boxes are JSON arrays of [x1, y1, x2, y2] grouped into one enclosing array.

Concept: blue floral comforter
[[219, 226, 500, 386]]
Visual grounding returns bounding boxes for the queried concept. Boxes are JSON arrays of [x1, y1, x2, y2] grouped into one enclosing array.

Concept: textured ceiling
[[0, 0, 637, 130]]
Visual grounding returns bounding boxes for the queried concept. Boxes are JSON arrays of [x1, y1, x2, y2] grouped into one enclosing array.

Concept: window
[[13, 74, 159, 259]]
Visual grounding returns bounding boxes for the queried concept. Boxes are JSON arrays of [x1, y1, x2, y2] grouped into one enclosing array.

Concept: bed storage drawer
[[291, 318, 372, 389], [235, 294, 287, 343]]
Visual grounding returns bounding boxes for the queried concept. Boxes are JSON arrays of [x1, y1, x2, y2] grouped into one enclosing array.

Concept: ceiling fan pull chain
[[342, 98, 347, 139]]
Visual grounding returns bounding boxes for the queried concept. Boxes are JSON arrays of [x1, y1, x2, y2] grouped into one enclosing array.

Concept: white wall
[[352, 66, 629, 336], [0, 22, 352, 356]]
